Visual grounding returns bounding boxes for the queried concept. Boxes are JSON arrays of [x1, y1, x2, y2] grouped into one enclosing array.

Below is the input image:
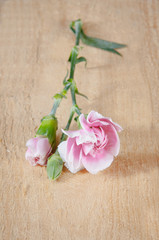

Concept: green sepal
[[36, 115, 57, 148], [47, 152, 63, 180]]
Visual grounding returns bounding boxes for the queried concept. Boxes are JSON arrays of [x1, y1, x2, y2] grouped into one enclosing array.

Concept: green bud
[[36, 115, 58, 148], [47, 152, 63, 180]]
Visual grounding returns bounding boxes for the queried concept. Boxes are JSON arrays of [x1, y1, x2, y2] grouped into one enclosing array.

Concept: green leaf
[[68, 55, 87, 65], [75, 19, 82, 45], [69, 46, 79, 78], [47, 153, 63, 180], [68, 53, 72, 62], [70, 19, 82, 35], [76, 57, 87, 66], [76, 90, 88, 99], [80, 29, 126, 55], [70, 20, 127, 56], [63, 69, 69, 85], [72, 104, 81, 116], [36, 115, 57, 148]]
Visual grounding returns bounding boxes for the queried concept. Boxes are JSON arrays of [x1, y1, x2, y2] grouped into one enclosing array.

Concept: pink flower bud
[[25, 137, 52, 166]]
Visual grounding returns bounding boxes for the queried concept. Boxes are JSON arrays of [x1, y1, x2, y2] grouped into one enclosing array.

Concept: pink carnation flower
[[58, 111, 122, 174], [25, 137, 52, 166]]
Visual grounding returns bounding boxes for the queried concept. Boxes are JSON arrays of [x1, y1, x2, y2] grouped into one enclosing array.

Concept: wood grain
[[0, 0, 159, 239]]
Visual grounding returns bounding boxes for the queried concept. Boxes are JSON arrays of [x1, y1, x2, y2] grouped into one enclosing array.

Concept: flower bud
[[47, 152, 63, 180], [25, 137, 51, 166], [25, 115, 58, 167]]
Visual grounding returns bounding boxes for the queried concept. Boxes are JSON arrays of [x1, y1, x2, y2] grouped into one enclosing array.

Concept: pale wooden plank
[[0, 0, 158, 239]]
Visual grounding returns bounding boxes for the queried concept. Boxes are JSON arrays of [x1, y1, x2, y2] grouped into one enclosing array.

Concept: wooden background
[[0, 0, 159, 239]]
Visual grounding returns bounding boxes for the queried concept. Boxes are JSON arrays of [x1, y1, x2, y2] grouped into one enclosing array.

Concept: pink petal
[[25, 149, 37, 166], [26, 138, 38, 152], [102, 125, 120, 156], [92, 127, 108, 149], [58, 141, 67, 161], [67, 142, 83, 173], [79, 114, 91, 131], [82, 149, 114, 174], [67, 137, 75, 153], [62, 129, 82, 138], [87, 111, 104, 122], [82, 142, 94, 155], [37, 138, 51, 157], [58, 139, 83, 173], [76, 130, 96, 145], [36, 157, 46, 166], [87, 111, 123, 132]]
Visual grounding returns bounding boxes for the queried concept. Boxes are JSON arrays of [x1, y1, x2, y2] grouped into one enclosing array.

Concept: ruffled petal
[[87, 111, 123, 132], [82, 142, 94, 155], [82, 149, 114, 174], [58, 141, 67, 162], [67, 142, 83, 173], [62, 129, 82, 138], [58, 138, 83, 173], [76, 130, 96, 145], [79, 114, 91, 131], [102, 125, 120, 156]]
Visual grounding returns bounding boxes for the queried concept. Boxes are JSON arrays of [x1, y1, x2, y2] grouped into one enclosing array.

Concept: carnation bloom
[[58, 111, 122, 174], [25, 137, 52, 166]]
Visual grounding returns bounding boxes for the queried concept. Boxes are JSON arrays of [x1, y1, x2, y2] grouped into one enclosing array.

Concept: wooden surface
[[0, 0, 159, 239]]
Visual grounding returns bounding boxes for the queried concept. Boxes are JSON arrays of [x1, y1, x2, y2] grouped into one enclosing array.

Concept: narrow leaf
[[68, 53, 72, 62], [75, 19, 82, 44], [76, 57, 87, 66], [80, 30, 126, 55], [76, 91, 88, 99], [63, 69, 69, 85], [70, 21, 127, 56]]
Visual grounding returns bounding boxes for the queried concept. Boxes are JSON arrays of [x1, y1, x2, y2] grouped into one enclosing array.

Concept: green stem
[[60, 20, 82, 142], [60, 110, 75, 141], [49, 73, 70, 116], [75, 20, 82, 45], [49, 20, 83, 143], [69, 21, 82, 110], [50, 100, 60, 116]]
